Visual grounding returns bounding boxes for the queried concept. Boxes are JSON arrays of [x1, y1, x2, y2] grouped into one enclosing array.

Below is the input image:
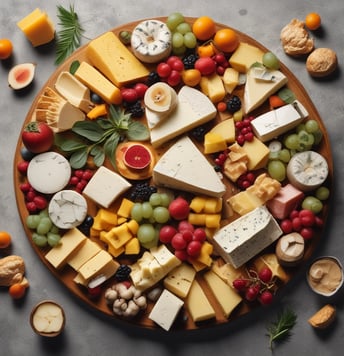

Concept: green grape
[[268, 160, 286, 181], [278, 148, 291, 163], [269, 151, 280, 160], [140, 228, 159, 249], [176, 22, 191, 34], [137, 224, 156, 243], [47, 232, 61, 247], [298, 130, 314, 151], [32, 232, 48, 247], [313, 130, 323, 145], [315, 186, 330, 201], [131, 203, 143, 222], [305, 119, 320, 134], [172, 45, 186, 55], [50, 225, 59, 234], [26, 215, 41, 229], [39, 209, 49, 218], [172, 32, 184, 48], [149, 192, 162, 207], [160, 193, 171, 207], [166, 12, 185, 31], [262, 52, 280, 70], [142, 201, 153, 219], [302, 196, 323, 214], [284, 133, 299, 150], [183, 32, 197, 48], [153, 206, 170, 224], [296, 123, 306, 133], [36, 217, 53, 235]]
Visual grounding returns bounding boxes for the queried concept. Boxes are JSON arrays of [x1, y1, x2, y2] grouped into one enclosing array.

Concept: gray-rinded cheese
[[213, 206, 282, 268], [153, 135, 226, 198], [49, 190, 88, 229], [27, 152, 71, 194]]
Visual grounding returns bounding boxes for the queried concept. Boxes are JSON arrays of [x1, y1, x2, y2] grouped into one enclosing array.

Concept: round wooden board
[[13, 17, 333, 331]]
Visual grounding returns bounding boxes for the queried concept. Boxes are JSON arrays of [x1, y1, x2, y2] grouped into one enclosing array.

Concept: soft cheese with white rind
[[149, 86, 217, 148], [27, 152, 71, 194], [148, 289, 184, 331], [244, 67, 288, 114], [82, 166, 132, 208], [213, 206, 282, 268], [153, 136, 226, 198], [286, 150, 329, 191], [251, 100, 308, 142], [131, 20, 172, 63], [32, 302, 65, 334], [48, 190, 88, 229]]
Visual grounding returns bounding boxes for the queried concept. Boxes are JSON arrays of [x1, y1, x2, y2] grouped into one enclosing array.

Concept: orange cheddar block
[[86, 32, 149, 87], [17, 8, 55, 47]]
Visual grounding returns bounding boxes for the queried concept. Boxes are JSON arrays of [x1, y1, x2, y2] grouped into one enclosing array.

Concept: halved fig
[[8, 63, 36, 90]]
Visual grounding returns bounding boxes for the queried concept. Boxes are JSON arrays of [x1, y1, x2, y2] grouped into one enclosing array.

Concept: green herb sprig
[[266, 308, 297, 350], [55, 105, 150, 169], [55, 4, 84, 65]]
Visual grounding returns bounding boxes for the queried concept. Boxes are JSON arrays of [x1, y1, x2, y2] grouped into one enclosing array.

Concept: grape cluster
[[26, 209, 61, 247], [267, 119, 324, 182], [166, 13, 197, 55], [156, 56, 185, 87], [233, 267, 275, 305], [159, 221, 207, 260], [19, 182, 48, 213]]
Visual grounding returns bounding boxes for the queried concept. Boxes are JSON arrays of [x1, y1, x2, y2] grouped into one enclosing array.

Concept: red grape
[[186, 240, 202, 257]]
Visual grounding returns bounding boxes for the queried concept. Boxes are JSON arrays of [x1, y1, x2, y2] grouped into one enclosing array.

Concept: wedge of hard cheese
[[86, 31, 149, 87], [213, 206, 282, 268], [153, 136, 226, 198]]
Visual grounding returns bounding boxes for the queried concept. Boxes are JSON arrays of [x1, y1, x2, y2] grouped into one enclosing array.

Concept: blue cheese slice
[[244, 67, 288, 114], [48, 190, 88, 229], [153, 136, 226, 198], [27, 152, 71, 194], [149, 86, 216, 148], [148, 289, 184, 331], [82, 166, 132, 208], [213, 206, 282, 268], [251, 100, 308, 142]]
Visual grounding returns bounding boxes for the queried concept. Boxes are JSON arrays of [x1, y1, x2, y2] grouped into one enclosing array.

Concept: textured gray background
[[0, 0, 343, 355]]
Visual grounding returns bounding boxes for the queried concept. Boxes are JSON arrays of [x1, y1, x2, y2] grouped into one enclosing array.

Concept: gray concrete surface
[[0, 0, 343, 355]]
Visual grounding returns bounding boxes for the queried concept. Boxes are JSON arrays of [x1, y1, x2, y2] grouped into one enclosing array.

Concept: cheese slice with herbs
[[153, 136, 226, 198]]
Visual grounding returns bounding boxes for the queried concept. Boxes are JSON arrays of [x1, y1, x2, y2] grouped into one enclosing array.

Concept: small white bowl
[[307, 256, 344, 297]]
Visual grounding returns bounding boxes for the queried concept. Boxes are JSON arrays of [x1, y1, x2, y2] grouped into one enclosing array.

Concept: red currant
[[233, 278, 248, 291], [258, 267, 273, 283], [33, 195, 48, 210], [259, 290, 273, 305], [300, 227, 314, 240], [245, 285, 260, 301], [292, 217, 302, 231]]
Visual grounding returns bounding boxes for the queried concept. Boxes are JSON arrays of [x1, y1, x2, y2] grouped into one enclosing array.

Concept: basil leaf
[[97, 118, 114, 130], [72, 121, 105, 142], [69, 148, 89, 169], [69, 60, 80, 74], [127, 120, 150, 141], [59, 139, 87, 152], [278, 88, 296, 104], [104, 131, 120, 169], [90, 145, 105, 167]]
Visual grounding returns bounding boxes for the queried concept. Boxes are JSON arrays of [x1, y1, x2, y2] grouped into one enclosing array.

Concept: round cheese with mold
[[27, 152, 71, 194], [131, 20, 172, 63], [48, 190, 87, 229]]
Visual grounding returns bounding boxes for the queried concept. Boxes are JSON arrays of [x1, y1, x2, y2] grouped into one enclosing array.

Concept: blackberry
[[115, 264, 132, 281], [182, 53, 199, 69], [191, 125, 208, 142], [227, 95, 242, 114], [129, 181, 157, 202], [125, 100, 145, 118], [146, 71, 160, 86]]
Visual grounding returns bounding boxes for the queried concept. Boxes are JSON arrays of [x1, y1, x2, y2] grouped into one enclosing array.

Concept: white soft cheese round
[[131, 20, 172, 63], [49, 190, 87, 229], [27, 152, 71, 194]]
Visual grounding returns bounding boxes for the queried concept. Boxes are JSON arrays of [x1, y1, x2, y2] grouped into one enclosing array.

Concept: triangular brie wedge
[[153, 136, 226, 198], [243, 67, 288, 114]]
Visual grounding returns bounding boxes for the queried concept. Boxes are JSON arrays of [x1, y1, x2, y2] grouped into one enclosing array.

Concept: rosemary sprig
[[55, 4, 84, 65], [266, 308, 297, 350]]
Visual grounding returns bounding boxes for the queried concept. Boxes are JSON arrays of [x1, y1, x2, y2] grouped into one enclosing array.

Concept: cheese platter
[[13, 16, 333, 331]]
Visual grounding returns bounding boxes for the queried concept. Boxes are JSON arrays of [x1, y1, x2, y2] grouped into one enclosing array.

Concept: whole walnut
[[0, 255, 25, 286]]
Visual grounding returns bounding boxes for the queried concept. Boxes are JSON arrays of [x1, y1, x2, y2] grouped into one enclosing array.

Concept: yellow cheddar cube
[[126, 219, 139, 235], [228, 190, 263, 215], [200, 73, 226, 103], [117, 198, 134, 218], [242, 137, 270, 170], [17, 8, 55, 47], [229, 42, 264, 73], [204, 132, 227, 154], [222, 67, 239, 94], [188, 213, 206, 226], [204, 197, 222, 214], [125, 237, 140, 255], [205, 214, 221, 229], [189, 196, 207, 213], [105, 223, 133, 249], [108, 244, 125, 258], [92, 208, 118, 231], [86, 32, 149, 87], [75, 62, 122, 104], [210, 118, 236, 144]]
